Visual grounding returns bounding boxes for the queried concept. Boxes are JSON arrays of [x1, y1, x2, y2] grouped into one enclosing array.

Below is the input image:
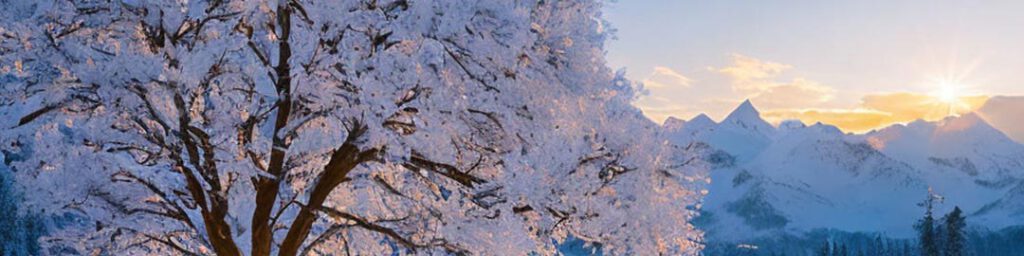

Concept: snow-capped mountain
[[672, 100, 775, 162], [669, 100, 1024, 242]]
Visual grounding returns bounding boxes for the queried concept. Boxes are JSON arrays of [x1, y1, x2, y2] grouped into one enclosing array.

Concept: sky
[[603, 0, 1024, 136]]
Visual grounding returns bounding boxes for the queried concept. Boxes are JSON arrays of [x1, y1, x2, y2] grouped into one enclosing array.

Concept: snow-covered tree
[[0, 153, 45, 256], [0, 0, 708, 255]]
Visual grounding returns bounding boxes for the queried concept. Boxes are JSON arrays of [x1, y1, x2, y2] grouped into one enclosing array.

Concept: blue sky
[[603, 0, 1024, 131]]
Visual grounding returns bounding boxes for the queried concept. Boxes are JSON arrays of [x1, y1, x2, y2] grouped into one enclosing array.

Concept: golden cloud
[[765, 93, 991, 133], [763, 109, 892, 133], [716, 54, 791, 92], [861, 93, 989, 122], [750, 78, 836, 109], [715, 54, 836, 109]]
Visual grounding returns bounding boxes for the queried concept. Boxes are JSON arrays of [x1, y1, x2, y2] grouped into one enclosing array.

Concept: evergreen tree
[[839, 244, 849, 256], [819, 241, 832, 256], [917, 188, 942, 256], [943, 207, 966, 256], [871, 236, 884, 255]]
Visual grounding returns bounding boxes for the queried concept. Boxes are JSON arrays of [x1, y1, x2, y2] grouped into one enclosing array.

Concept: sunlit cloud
[[762, 108, 893, 133], [861, 93, 989, 122], [642, 66, 692, 89], [765, 93, 991, 133], [711, 54, 837, 109], [715, 54, 792, 92]]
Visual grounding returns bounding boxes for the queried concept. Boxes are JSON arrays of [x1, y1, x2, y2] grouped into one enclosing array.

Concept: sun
[[930, 80, 972, 116], [936, 83, 960, 104]]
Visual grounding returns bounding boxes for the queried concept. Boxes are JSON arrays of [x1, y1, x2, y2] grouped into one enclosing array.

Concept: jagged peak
[[936, 112, 1002, 136], [809, 122, 843, 135], [688, 113, 716, 126], [726, 99, 760, 120], [678, 113, 717, 134], [869, 112, 1015, 148], [663, 116, 687, 131], [721, 99, 774, 133], [778, 119, 807, 130]]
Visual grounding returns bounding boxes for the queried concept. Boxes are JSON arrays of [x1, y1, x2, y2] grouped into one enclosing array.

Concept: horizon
[[603, 1, 1024, 141], [673, 97, 1024, 142]]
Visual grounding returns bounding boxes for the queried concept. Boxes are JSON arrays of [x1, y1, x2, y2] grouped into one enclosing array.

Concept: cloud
[[764, 93, 991, 133], [762, 109, 893, 133], [749, 78, 836, 109], [715, 54, 836, 109], [861, 93, 988, 122], [642, 66, 692, 89], [716, 54, 791, 92]]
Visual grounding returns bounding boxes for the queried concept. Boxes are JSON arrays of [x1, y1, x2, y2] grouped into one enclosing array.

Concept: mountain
[[685, 100, 775, 162], [976, 96, 1024, 143], [667, 100, 1024, 244]]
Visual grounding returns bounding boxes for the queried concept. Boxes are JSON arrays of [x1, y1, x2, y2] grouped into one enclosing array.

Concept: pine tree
[[839, 244, 849, 256], [819, 241, 832, 256], [943, 207, 967, 256], [870, 235, 884, 255], [917, 188, 942, 256]]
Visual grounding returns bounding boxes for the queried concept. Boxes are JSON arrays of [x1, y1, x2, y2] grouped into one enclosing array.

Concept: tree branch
[[277, 122, 380, 256]]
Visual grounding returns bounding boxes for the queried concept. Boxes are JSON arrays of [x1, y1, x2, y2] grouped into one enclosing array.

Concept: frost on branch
[[0, 0, 707, 255]]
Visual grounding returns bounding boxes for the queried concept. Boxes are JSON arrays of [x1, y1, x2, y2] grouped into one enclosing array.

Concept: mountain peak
[[663, 116, 687, 131], [725, 99, 761, 122], [936, 113, 1003, 137], [685, 113, 716, 131], [721, 99, 774, 131], [691, 113, 714, 124]]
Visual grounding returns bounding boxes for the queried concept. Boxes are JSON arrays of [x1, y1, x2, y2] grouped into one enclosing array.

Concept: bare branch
[[16, 104, 60, 127], [404, 151, 485, 188], [317, 206, 419, 251]]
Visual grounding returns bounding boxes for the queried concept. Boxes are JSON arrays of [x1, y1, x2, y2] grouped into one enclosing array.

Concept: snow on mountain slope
[[865, 113, 1024, 182], [696, 121, 926, 240], [676, 100, 775, 162], [862, 113, 1024, 228], [669, 100, 1024, 242]]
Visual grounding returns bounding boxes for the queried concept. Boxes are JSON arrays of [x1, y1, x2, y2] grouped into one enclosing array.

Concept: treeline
[[815, 189, 966, 256], [703, 189, 1024, 256], [704, 226, 1024, 256], [816, 236, 914, 256]]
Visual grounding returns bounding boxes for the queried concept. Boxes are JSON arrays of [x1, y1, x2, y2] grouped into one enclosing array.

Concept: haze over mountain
[[976, 96, 1024, 144]]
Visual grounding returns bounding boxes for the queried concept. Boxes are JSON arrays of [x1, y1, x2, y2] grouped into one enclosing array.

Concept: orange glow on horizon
[[760, 93, 990, 134]]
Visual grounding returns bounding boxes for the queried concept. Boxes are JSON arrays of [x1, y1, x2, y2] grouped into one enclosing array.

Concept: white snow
[[668, 100, 1024, 241]]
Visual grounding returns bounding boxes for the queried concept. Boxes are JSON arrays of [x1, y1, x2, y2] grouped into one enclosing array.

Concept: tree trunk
[[251, 3, 293, 256]]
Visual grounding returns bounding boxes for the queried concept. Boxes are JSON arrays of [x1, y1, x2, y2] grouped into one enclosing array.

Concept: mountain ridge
[[666, 99, 1024, 242]]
